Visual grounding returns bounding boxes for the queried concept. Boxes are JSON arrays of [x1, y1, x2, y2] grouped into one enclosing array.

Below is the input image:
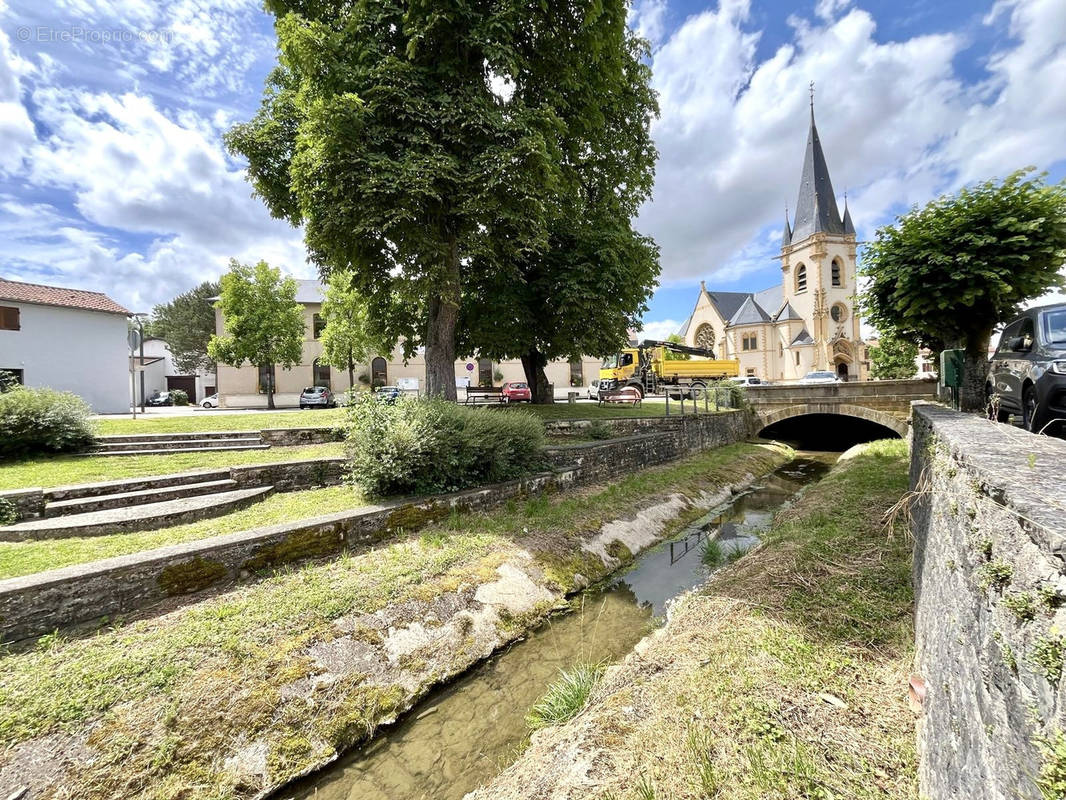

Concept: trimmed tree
[[148, 280, 220, 375], [664, 333, 692, 361], [319, 270, 386, 390], [869, 334, 918, 380], [208, 260, 305, 410], [226, 1, 576, 400], [860, 169, 1066, 412]]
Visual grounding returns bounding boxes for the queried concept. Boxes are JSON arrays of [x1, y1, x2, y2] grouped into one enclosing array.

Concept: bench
[[598, 387, 642, 406], [465, 386, 504, 405]]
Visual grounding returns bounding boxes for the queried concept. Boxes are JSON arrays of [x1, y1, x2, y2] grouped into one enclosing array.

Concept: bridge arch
[[756, 403, 909, 438]]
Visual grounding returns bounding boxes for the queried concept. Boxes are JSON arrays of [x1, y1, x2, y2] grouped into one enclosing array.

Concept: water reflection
[[284, 456, 833, 800]]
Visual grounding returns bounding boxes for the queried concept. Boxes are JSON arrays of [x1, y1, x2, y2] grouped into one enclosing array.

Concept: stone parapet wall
[[259, 426, 344, 446], [0, 411, 754, 644], [911, 404, 1066, 800], [747, 378, 936, 414]]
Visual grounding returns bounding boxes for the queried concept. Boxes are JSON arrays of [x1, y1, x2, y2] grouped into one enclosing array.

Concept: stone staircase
[[0, 471, 275, 541], [89, 430, 271, 456]]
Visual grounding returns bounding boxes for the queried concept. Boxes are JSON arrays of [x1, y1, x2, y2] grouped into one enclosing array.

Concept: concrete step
[[0, 486, 275, 541], [44, 479, 240, 517], [47, 469, 234, 502], [82, 444, 272, 458], [97, 431, 262, 444], [93, 437, 262, 452]]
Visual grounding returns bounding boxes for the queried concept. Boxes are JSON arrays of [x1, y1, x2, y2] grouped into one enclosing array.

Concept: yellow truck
[[599, 339, 740, 397]]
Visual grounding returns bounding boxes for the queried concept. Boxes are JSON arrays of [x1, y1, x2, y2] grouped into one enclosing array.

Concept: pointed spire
[[781, 207, 792, 248], [791, 86, 846, 241], [842, 194, 855, 235]]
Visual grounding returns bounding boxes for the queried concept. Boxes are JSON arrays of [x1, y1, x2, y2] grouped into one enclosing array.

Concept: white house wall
[[0, 302, 129, 413]]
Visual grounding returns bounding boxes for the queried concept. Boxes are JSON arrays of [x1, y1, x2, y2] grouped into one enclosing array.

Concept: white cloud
[[0, 27, 35, 173], [636, 0, 1065, 292], [630, 0, 668, 46], [635, 319, 683, 341]]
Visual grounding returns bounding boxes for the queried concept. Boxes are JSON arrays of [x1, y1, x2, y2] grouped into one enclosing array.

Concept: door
[[836, 361, 849, 381], [371, 357, 387, 388], [166, 375, 197, 401]]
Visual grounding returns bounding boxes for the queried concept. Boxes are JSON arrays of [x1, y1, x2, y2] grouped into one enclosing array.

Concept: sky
[[1, 0, 1064, 339]]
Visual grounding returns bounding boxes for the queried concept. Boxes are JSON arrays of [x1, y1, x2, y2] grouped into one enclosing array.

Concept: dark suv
[[988, 303, 1066, 433]]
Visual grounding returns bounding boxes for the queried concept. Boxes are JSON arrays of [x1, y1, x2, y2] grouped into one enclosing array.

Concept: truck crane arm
[[639, 339, 717, 359]]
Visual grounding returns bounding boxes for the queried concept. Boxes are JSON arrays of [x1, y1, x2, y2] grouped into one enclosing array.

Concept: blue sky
[[1, 0, 1064, 339]]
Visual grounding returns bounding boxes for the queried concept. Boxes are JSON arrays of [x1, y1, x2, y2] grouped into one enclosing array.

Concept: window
[[371, 356, 387, 387], [795, 264, 807, 293], [313, 313, 326, 339], [313, 358, 331, 387], [257, 364, 276, 394], [746, 368, 756, 377], [830, 303, 848, 323], [742, 333, 758, 351], [831, 259, 842, 287], [569, 358, 583, 387], [795, 351, 800, 366], [779, 343, 783, 356], [478, 358, 493, 386], [0, 368, 23, 387], [1016, 318, 1035, 351], [694, 324, 716, 352], [0, 306, 19, 331]]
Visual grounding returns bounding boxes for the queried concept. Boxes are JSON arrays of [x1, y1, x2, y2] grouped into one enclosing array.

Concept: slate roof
[[0, 277, 131, 316], [789, 105, 847, 241], [705, 291, 751, 323], [294, 279, 325, 304], [790, 328, 815, 346], [774, 302, 802, 321], [728, 295, 772, 326]]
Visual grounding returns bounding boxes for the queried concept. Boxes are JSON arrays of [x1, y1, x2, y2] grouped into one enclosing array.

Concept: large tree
[[868, 333, 918, 380], [459, 6, 660, 402], [227, 1, 586, 400], [860, 170, 1066, 412], [319, 270, 386, 390], [148, 280, 220, 375], [207, 260, 305, 410]]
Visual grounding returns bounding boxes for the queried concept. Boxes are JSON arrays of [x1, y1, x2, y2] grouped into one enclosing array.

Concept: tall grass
[[526, 662, 604, 731]]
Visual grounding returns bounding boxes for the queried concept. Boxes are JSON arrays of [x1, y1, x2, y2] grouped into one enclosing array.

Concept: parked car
[[988, 303, 1066, 433], [146, 391, 174, 406], [799, 371, 841, 385], [299, 386, 337, 409], [201, 393, 219, 409], [501, 381, 532, 403], [729, 376, 763, 387], [374, 385, 402, 404], [587, 379, 601, 400]]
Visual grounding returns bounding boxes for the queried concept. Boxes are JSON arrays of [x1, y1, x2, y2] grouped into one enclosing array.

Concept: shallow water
[[284, 455, 833, 800]]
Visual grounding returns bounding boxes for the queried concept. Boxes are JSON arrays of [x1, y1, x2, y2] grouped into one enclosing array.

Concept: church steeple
[[781, 208, 792, 248], [842, 195, 855, 235], [791, 86, 846, 241]]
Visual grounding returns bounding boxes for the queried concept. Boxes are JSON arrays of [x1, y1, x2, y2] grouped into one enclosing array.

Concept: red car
[[501, 381, 532, 403]]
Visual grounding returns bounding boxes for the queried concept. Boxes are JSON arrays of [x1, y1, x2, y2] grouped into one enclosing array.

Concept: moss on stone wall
[[157, 556, 228, 596], [242, 528, 344, 572]]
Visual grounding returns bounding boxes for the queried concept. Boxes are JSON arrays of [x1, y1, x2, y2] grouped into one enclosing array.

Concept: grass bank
[[0, 441, 789, 800], [92, 409, 347, 436], [0, 483, 367, 580], [469, 439, 916, 800], [0, 442, 345, 491]]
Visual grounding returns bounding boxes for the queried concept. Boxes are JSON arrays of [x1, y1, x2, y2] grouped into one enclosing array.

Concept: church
[[677, 101, 868, 382]]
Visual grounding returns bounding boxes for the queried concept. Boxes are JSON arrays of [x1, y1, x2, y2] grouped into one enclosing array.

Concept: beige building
[[678, 104, 867, 383], [215, 280, 601, 407]]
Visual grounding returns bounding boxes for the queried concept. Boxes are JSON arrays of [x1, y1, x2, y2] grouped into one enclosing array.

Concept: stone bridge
[[745, 379, 939, 437]]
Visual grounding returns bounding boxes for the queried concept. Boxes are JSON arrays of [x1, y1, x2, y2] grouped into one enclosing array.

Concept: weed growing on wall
[[1031, 635, 1066, 684], [345, 395, 546, 496]]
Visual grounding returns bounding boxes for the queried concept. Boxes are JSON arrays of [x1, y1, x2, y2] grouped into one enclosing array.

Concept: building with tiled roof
[[0, 277, 132, 412], [677, 99, 868, 382]]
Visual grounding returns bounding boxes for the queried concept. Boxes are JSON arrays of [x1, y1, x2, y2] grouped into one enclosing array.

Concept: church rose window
[[831, 303, 848, 323], [694, 324, 716, 352]]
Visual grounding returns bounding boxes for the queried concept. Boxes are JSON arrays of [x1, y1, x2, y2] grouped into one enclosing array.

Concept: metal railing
[[664, 384, 738, 416]]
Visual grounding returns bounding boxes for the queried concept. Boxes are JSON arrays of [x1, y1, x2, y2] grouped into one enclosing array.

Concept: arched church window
[[694, 324, 716, 352], [795, 263, 807, 293], [831, 259, 842, 287]]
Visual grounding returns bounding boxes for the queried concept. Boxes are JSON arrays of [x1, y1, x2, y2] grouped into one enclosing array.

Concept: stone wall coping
[[0, 487, 43, 501], [0, 470, 559, 595], [543, 430, 672, 451], [258, 426, 342, 434], [913, 404, 1066, 546]]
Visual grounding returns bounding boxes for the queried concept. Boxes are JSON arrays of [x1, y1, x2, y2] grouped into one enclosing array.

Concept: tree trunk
[[266, 365, 276, 411], [960, 330, 992, 413], [521, 348, 553, 404], [347, 356, 355, 392], [424, 238, 460, 401]]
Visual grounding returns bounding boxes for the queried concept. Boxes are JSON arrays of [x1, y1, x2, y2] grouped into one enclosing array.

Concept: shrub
[[345, 396, 546, 496], [0, 497, 16, 526], [0, 387, 95, 460], [170, 389, 189, 406], [585, 420, 613, 440]]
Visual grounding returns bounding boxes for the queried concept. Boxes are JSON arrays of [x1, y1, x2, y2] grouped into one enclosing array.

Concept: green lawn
[[0, 443, 345, 491], [93, 409, 347, 436], [0, 483, 367, 579]]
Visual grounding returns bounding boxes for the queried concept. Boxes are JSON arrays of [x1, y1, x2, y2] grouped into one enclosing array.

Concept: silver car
[[799, 371, 841, 385]]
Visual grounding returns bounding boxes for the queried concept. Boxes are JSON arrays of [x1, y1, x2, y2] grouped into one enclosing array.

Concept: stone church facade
[[677, 104, 867, 382]]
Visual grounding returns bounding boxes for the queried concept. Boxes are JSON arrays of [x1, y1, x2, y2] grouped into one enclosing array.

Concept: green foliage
[[207, 260, 305, 408], [869, 333, 918, 380], [978, 559, 1013, 592], [1003, 591, 1038, 623], [0, 387, 95, 460], [701, 539, 725, 568], [148, 280, 220, 374], [169, 389, 189, 407], [526, 662, 604, 731], [319, 270, 386, 383], [1031, 635, 1066, 683], [0, 497, 16, 526], [859, 170, 1066, 410], [345, 396, 546, 496], [663, 333, 691, 360], [1037, 729, 1066, 800], [585, 420, 613, 440]]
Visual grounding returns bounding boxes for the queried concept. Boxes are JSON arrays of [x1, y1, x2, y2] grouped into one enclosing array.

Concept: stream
[[284, 454, 835, 800]]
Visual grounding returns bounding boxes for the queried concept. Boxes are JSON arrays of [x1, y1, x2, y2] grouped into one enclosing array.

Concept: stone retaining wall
[[747, 378, 936, 414], [911, 404, 1066, 800], [0, 411, 755, 643], [259, 426, 344, 446]]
